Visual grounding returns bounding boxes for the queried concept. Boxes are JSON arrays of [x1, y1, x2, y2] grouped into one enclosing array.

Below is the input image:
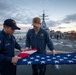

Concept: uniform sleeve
[[0, 54, 12, 62], [25, 30, 30, 48], [0, 37, 12, 62], [15, 41, 21, 50], [45, 32, 54, 51], [12, 36, 21, 50], [0, 37, 5, 61]]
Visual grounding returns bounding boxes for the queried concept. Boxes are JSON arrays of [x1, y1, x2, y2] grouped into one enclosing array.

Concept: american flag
[[18, 48, 37, 58], [17, 52, 76, 65]]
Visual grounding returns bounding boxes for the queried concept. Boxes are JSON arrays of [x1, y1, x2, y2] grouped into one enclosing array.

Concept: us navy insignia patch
[[40, 33, 44, 37]]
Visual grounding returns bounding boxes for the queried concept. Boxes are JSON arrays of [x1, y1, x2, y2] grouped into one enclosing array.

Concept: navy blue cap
[[3, 19, 20, 30]]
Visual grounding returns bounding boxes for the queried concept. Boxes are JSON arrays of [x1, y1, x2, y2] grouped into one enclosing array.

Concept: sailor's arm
[[45, 33, 57, 55]]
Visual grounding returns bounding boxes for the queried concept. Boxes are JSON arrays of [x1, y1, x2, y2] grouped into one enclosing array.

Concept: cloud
[[57, 27, 66, 29], [57, 26, 71, 29], [62, 14, 76, 24], [0, 0, 17, 21], [46, 20, 60, 27], [46, 14, 76, 28], [0, 0, 34, 25], [0, 22, 2, 26]]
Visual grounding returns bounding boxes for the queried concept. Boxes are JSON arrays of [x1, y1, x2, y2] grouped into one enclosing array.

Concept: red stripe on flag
[[18, 48, 37, 58], [18, 53, 30, 58]]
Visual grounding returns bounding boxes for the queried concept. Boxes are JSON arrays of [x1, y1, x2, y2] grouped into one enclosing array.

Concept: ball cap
[[3, 19, 20, 30]]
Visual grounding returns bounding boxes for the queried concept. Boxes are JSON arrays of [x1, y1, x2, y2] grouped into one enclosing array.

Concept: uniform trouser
[[32, 64, 46, 75], [0, 62, 16, 75]]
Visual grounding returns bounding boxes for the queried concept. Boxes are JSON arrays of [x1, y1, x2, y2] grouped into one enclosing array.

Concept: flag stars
[[57, 56, 60, 58], [68, 60, 74, 63], [74, 56, 76, 58], [47, 59, 51, 61], [67, 54, 71, 57], [41, 57, 45, 59], [52, 57, 56, 59], [23, 59, 27, 61], [35, 59, 39, 61], [27, 61, 32, 65], [36, 56, 40, 58], [41, 61, 45, 64], [30, 57, 34, 59], [59, 59, 64, 61], [54, 60, 59, 64], [46, 56, 50, 58], [63, 57, 67, 59], [72, 59, 76, 60], [18, 53, 76, 65]]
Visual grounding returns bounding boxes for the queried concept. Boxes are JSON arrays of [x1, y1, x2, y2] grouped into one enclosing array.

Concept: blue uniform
[[26, 28, 54, 53], [0, 30, 21, 75], [26, 28, 54, 75]]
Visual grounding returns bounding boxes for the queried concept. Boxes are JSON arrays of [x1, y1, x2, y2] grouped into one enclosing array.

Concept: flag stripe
[[18, 48, 37, 58]]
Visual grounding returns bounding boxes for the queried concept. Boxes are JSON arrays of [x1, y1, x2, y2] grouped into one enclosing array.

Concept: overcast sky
[[0, 0, 76, 32]]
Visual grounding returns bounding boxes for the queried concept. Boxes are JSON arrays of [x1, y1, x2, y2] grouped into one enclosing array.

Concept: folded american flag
[[17, 52, 76, 65], [18, 48, 37, 58]]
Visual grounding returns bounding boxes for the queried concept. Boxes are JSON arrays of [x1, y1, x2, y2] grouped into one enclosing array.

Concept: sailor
[[0, 19, 22, 75], [25, 17, 57, 75]]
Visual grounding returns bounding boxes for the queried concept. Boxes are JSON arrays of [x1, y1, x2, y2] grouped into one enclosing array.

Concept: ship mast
[[41, 10, 50, 36], [43, 10, 45, 21], [41, 10, 47, 29]]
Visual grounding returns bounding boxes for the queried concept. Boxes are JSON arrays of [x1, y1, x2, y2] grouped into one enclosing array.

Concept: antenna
[[43, 10, 45, 21], [40, 10, 48, 21]]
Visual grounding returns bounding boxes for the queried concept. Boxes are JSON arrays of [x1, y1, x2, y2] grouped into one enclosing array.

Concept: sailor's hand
[[51, 50, 57, 56], [21, 47, 29, 52], [11, 56, 21, 65], [25, 47, 29, 50], [20, 48, 25, 52]]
